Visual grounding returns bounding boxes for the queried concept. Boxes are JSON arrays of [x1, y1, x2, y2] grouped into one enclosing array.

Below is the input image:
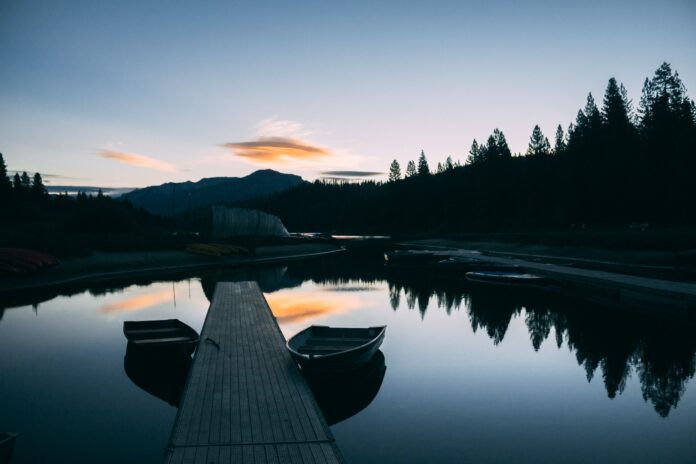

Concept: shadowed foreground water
[[0, 251, 695, 463]]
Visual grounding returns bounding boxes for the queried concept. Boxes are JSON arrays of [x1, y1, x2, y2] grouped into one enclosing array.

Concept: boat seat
[[134, 336, 193, 344], [305, 337, 369, 346], [126, 327, 182, 334], [298, 345, 361, 353]]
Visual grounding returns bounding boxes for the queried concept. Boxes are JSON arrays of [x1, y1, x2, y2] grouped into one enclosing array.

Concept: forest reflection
[[3, 249, 694, 419], [283, 252, 696, 418]]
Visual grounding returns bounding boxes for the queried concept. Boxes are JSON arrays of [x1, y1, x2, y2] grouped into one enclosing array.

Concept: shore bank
[[0, 243, 344, 296], [401, 238, 696, 323]]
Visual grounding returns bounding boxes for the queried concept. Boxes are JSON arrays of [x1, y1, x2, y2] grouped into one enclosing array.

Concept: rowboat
[[123, 319, 199, 356], [465, 271, 550, 286], [287, 325, 386, 372]]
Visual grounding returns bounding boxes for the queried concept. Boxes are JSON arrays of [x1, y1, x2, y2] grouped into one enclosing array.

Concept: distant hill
[[122, 169, 304, 216]]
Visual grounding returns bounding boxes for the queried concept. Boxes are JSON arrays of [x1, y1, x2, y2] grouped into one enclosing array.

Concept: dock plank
[[165, 281, 342, 463]]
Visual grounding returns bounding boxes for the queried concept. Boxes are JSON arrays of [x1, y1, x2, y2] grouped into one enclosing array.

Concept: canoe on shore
[[437, 256, 524, 273], [465, 271, 550, 286], [287, 325, 386, 373], [384, 250, 440, 265], [123, 319, 199, 356]]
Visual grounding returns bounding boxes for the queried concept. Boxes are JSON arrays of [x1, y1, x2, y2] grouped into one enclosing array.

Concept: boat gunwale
[[286, 325, 386, 361], [123, 319, 199, 346]]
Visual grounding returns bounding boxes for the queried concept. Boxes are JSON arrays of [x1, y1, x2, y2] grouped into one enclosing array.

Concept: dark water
[[1, 250, 695, 463]]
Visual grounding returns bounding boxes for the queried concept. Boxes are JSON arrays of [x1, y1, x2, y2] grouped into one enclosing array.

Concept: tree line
[[256, 63, 696, 232], [0, 153, 170, 254]]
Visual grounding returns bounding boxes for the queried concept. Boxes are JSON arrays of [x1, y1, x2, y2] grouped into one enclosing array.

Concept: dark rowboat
[[287, 325, 386, 372], [465, 271, 550, 287], [123, 319, 199, 356]]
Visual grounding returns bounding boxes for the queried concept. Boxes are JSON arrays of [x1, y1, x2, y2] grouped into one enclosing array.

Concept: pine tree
[[388, 160, 402, 182], [445, 156, 454, 170], [13, 173, 21, 191], [405, 160, 417, 177], [584, 93, 602, 133], [483, 135, 496, 160], [602, 77, 634, 133], [639, 62, 695, 135], [481, 129, 511, 160], [567, 95, 601, 152], [0, 153, 11, 198], [526, 125, 551, 156], [493, 129, 511, 158], [31, 172, 47, 198], [467, 139, 481, 165], [554, 125, 567, 155], [20, 171, 31, 189], [417, 150, 430, 176]]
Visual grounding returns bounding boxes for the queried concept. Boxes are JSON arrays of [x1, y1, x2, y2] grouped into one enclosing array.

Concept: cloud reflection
[[100, 290, 173, 313], [265, 290, 362, 324]]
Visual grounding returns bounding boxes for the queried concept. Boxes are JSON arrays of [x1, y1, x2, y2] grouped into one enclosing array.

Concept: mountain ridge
[[122, 169, 304, 216]]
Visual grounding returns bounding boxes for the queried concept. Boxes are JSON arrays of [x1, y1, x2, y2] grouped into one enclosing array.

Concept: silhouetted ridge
[[123, 169, 305, 216]]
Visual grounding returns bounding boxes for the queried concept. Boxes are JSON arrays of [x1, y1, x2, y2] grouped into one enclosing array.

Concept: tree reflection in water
[[282, 252, 696, 418]]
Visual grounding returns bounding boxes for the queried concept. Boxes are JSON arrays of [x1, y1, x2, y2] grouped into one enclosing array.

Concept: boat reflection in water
[[123, 343, 192, 407], [303, 350, 387, 426]]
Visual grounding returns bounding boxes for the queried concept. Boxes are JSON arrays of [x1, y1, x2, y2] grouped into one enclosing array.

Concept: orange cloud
[[97, 149, 178, 172], [100, 290, 172, 313], [223, 137, 331, 163], [265, 291, 361, 324]]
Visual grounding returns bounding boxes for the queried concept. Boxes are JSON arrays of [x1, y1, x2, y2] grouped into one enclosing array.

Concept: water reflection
[[278, 253, 696, 418], [266, 291, 363, 324], [100, 290, 174, 313], [3, 248, 695, 427], [304, 350, 387, 425], [389, 279, 696, 417], [123, 344, 192, 407]]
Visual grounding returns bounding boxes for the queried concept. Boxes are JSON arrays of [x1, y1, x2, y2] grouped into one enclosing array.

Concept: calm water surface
[[1, 251, 695, 463]]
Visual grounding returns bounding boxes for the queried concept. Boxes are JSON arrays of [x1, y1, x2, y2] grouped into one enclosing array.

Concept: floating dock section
[[165, 281, 344, 463]]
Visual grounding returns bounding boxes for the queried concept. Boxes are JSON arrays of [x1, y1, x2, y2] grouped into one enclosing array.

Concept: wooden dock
[[164, 281, 344, 464]]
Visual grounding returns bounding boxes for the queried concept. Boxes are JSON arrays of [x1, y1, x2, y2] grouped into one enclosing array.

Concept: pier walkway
[[165, 281, 343, 464]]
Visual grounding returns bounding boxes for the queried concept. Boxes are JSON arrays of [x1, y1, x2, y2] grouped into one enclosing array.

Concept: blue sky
[[1, 0, 695, 187]]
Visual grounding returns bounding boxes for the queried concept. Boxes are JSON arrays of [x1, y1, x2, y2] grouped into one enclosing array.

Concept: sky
[[1, 0, 695, 188]]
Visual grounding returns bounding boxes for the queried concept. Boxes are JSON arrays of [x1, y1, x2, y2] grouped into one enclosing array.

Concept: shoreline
[[401, 238, 696, 323], [0, 243, 344, 297]]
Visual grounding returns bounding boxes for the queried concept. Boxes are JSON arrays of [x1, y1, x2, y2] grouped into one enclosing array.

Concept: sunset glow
[[265, 290, 362, 324], [3, 2, 693, 187], [224, 137, 331, 164], [100, 290, 173, 314]]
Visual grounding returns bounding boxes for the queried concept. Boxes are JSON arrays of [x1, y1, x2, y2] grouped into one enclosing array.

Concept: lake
[[1, 249, 695, 463]]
